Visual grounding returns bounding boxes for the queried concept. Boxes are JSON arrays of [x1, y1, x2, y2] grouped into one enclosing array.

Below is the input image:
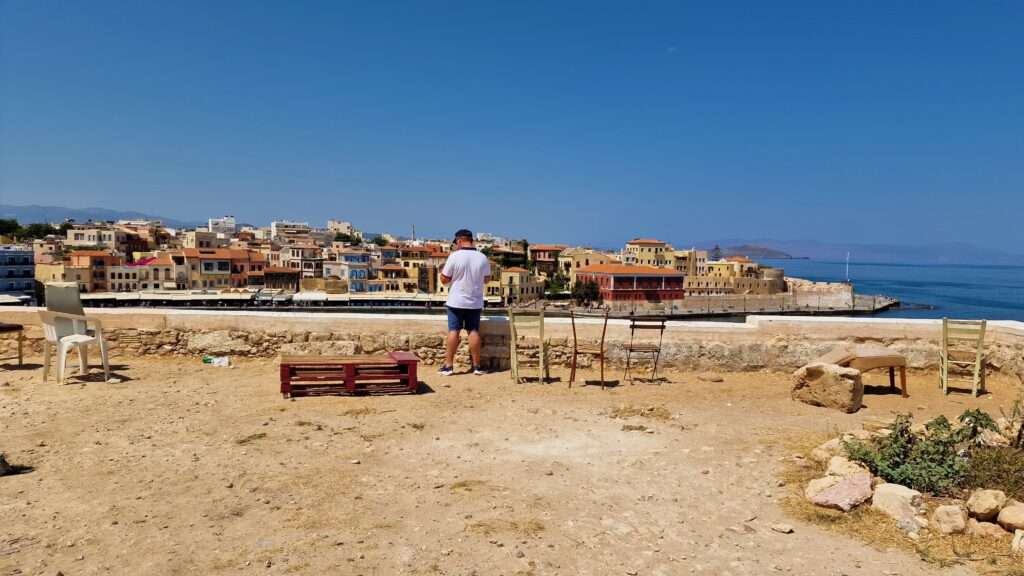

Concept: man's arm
[[441, 258, 454, 285]]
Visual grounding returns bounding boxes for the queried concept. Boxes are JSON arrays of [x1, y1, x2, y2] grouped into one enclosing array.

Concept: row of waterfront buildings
[[0, 217, 786, 307]]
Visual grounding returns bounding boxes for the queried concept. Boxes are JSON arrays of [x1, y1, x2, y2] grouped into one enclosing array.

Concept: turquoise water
[[759, 259, 1024, 321]]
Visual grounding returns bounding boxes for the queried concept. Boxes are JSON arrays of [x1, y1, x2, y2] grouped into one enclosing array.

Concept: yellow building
[[669, 248, 708, 276], [557, 248, 620, 286], [685, 258, 786, 295], [35, 262, 91, 293], [500, 267, 545, 304], [622, 239, 672, 267]]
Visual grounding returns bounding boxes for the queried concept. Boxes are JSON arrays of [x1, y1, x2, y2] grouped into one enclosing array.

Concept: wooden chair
[[624, 316, 667, 383], [569, 309, 609, 388], [940, 318, 986, 397], [509, 307, 549, 384]]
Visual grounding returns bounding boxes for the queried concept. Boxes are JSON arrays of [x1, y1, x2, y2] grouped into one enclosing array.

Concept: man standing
[[439, 229, 491, 376]]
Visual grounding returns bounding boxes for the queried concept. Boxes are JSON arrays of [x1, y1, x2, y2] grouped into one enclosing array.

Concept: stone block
[[791, 363, 864, 413]]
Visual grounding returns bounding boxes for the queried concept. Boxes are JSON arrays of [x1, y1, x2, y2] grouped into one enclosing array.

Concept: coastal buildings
[[576, 264, 685, 305], [558, 248, 620, 287], [684, 256, 785, 295], [0, 244, 35, 302]]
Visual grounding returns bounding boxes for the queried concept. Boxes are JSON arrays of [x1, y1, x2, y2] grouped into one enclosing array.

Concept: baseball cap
[[454, 229, 474, 240]]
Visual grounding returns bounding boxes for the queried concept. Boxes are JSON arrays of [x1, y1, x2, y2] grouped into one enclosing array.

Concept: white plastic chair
[[38, 310, 110, 383]]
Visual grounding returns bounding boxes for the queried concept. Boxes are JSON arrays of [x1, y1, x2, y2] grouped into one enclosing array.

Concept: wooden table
[[0, 322, 25, 367], [279, 351, 419, 398]]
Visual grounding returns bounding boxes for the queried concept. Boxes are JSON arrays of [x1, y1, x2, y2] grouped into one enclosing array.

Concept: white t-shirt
[[442, 249, 491, 309]]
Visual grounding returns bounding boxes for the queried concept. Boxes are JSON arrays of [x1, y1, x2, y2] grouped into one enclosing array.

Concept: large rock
[[871, 483, 925, 532], [997, 502, 1024, 532], [0, 453, 10, 476], [1012, 529, 1024, 555], [826, 456, 868, 477], [967, 489, 1008, 521], [810, 438, 843, 463], [967, 518, 1009, 539], [932, 505, 967, 534], [186, 330, 252, 355], [791, 363, 864, 413], [805, 471, 873, 512]]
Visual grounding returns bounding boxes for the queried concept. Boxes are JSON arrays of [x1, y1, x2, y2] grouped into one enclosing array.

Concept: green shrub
[[963, 447, 1024, 500], [844, 410, 998, 495]]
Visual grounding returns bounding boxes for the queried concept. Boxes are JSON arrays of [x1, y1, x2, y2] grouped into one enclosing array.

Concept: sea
[[759, 259, 1024, 322]]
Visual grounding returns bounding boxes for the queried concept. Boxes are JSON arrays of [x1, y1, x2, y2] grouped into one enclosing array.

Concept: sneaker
[[438, 366, 454, 376], [473, 365, 486, 376]]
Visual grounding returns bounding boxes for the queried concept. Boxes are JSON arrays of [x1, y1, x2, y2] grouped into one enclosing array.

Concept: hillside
[[0, 204, 198, 229], [720, 244, 794, 259]]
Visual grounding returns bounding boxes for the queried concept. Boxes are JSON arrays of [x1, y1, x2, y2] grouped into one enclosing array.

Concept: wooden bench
[[817, 345, 909, 398], [0, 322, 25, 367], [279, 351, 419, 398]]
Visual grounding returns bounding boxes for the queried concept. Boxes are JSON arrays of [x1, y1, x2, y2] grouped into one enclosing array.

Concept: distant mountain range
[[0, 204, 199, 229], [696, 238, 1024, 266]]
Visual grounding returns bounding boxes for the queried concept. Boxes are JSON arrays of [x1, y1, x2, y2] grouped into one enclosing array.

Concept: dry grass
[[465, 519, 545, 538], [449, 479, 491, 493], [608, 404, 672, 421], [235, 432, 267, 445], [340, 407, 376, 417], [778, 434, 1021, 575]]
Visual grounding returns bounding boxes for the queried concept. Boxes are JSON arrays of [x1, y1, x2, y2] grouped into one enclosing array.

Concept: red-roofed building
[[576, 264, 685, 303], [527, 244, 567, 276]]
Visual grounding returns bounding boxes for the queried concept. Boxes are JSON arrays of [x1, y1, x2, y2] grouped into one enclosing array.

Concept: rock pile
[[802, 431, 1022, 552]]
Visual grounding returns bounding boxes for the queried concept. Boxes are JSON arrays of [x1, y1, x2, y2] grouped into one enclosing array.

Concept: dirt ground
[[2, 355, 1021, 576]]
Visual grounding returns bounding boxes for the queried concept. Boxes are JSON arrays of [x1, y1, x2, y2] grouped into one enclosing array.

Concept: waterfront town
[[0, 215, 865, 314]]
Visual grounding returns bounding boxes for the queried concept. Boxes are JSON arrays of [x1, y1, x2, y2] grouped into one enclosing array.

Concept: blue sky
[[2, 1, 1022, 248]]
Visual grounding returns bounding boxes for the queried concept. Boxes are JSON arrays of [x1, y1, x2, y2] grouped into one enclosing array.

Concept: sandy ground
[[1, 355, 1021, 576]]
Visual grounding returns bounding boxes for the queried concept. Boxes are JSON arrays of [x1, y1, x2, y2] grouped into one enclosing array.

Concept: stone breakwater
[[1, 309, 1023, 376]]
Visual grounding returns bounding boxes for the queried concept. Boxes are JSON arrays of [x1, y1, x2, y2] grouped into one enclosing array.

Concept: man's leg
[[466, 309, 483, 370], [444, 307, 463, 370], [468, 329, 482, 367], [445, 329, 460, 368]]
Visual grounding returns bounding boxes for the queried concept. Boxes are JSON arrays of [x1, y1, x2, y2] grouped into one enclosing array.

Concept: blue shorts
[[447, 306, 482, 333]]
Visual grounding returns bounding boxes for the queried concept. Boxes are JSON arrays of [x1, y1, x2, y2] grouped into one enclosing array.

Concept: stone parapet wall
[[1, 308, 1023, 376]]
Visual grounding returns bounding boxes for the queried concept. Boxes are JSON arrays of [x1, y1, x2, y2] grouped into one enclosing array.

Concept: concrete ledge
[[2, 307, 1022, 374]]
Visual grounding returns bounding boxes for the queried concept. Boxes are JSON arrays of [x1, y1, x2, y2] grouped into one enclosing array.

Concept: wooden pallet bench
[[279, 351, 419, 398]]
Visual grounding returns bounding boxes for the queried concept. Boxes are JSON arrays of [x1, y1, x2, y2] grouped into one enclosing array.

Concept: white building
[[270, 221, 312, 240], [208, 215, 237, 236]]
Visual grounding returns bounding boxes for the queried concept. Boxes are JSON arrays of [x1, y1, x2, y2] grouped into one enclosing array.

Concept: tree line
[[0, 219, 72, 240]]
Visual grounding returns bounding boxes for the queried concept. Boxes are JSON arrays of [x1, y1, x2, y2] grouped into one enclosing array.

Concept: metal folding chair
[[623, 315, 667, 383]]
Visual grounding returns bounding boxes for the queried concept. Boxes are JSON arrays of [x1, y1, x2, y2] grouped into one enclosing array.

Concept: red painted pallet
[[279, 351, 419, 398]]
